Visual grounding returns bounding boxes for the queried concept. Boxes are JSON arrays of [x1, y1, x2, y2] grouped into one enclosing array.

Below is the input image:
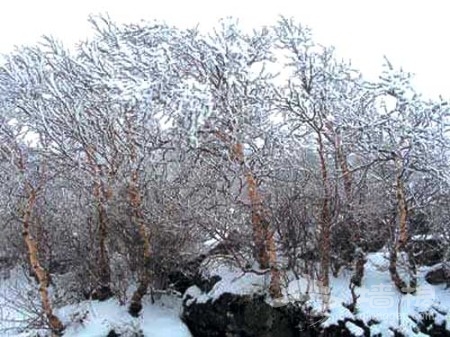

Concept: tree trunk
[[21, 181, 63, 335], [126, 114, 153, 316], [389, 161, 417, 293], [232, 143, 282, 298], [267, 230, 282, 299], [128, 168, 153, 316], [335, 146, 351, 204], [396, 172, 408, 250], [86, 147, 112, 300], [94, 179, 112, 300], [336, 145, 365, 286], [245, 170, 269, 268], [317, 133, 331, 293], [325, 122, 366, 286]]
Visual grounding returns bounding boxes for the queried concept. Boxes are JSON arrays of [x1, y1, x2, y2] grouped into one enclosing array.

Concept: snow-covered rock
[[181, 252, 450, 337]]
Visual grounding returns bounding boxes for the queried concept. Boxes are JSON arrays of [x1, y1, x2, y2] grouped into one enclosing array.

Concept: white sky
[[0, 0, 448, 98]]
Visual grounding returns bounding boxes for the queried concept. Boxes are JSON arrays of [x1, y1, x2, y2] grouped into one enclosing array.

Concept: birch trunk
[[232, 143, 282, 298], [389, 159, 417, 293], [127, 158, 153, 316], [317, 133, 331, 293], [18, 155, 63, 336], [86, 146, 112, 300], [126, 114, 153, 316], [336, 144, 365, 286]]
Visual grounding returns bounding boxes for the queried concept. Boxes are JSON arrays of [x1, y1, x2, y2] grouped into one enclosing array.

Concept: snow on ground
[[0, 268, 41, 337], [187, 252, 450, 336], [3, 251, 450, 337], [314, 251, 450, 336], [185, 258, 269, 305], [59, 296, 191, 337], [0, 268, 191, 337]]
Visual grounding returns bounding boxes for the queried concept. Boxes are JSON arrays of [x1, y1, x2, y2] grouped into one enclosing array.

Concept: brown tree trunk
[[389, 160, 416, 293], [18, 155, 63, 335], [267, 230, 282, 299], [396, 173, 408, 250], [317, 133, 331, 292], [232, 143, 282, 298], [126, 114, 153, 316], [336, 145, 365, 286], [86, 146, 112, 300], [336, 146, 352, 202], [245, 170, 269, 268], [325, 122, 366, 286], [95, 179, 112, 300], [128, 164, 153, 316]]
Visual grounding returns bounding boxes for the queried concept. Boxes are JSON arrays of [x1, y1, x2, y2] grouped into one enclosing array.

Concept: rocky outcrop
[[182, 292, 320, 337], [182, 291, 450, 337]]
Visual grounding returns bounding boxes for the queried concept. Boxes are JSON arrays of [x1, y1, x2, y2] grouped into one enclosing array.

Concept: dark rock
[[168, 271, 195, 294], [182, 291, 379, 337], [182, 293, 315, 337], [0, 256, 16, 270], [168, 269, 221, 295], [195, 275, 221, 293], [411, 238, 445, 266], [167, 234, 242, 296], [417, 312, 450, 337], [425, 264, 450, 286], [128, 301, 143, 318], [106, 330, 120, 337], [322, 319, 370, 337], [91, 286, 114, 301], [366, 238, 387, 253], [170, 254, 207, 291], [182, 291, 357, 337], [182, 291, 450, 337], [48, 259, 71, 275], [106, 327, 144, 337]]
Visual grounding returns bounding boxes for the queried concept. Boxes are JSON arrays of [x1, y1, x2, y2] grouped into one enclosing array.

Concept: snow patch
[[0, 270, 191, 337]]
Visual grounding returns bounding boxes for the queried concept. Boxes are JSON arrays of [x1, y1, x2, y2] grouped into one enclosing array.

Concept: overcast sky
[[0, 0, 447, 98]]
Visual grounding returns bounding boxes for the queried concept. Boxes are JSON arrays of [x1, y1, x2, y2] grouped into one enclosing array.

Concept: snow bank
[[59, 296, 191, 337], [288, 252, 450, 336], [0, 269, 191, 337], [184, 258, 268, 305]]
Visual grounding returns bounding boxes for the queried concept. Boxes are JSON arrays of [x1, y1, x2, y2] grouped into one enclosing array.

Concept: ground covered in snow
[[58, 297, 191, 337], [186, 251, 450, 336], [0, 269, 191, 337], [2, 251, 450, 337]]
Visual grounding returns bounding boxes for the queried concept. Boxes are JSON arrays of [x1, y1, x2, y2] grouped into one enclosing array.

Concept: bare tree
[[0, 105, 64, 335], [172, 19, 284, 297]]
